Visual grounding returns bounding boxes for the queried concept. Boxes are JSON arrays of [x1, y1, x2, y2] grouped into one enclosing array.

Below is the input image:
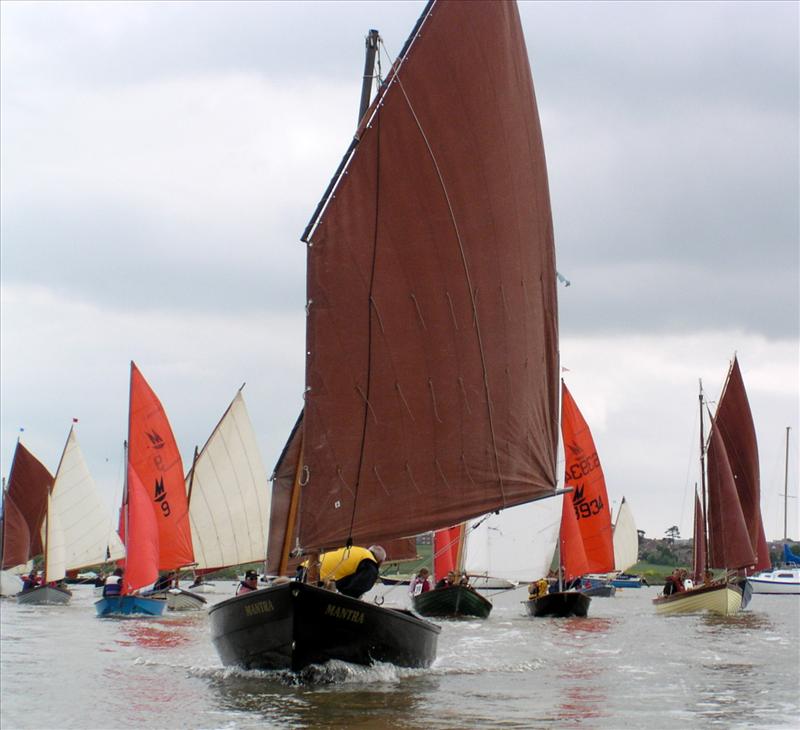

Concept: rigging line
[[391, 67, 507, 505], [347, 108, 382, 544]]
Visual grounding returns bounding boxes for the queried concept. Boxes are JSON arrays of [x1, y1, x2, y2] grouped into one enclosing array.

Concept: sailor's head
[[369, 545, 387, 564], [245, 570, 258, 583], [418, 568, 430, 577]]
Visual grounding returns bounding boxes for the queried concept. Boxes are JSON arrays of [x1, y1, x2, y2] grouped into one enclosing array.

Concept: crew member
[[311, 545, 386, 599], [236, 570, 259, 595]]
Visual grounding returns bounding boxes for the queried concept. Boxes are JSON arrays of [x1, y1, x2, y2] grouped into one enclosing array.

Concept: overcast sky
[[1, 0, 797, 546]]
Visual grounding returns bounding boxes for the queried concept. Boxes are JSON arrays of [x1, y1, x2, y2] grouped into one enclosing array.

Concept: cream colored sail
[[461, 497, 562, 584], [43, 427, 125, 582], [187, 391, 271, 570], [612, 497, 639, 572]]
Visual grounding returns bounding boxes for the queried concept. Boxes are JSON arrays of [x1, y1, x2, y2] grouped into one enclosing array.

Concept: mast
[[698, 379, 709, 575], [278, 437, 304, 577], [358, 30, 380, 125], [784, 426, 790, 542], [186, 446, 200, 507], [0, 477, 6, 571]]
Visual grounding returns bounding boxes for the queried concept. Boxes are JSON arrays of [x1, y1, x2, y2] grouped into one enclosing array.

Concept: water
[[1, 583, 798, 729]]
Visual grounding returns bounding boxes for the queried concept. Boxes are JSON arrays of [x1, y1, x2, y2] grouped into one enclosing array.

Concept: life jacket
[[318, 547, 377, 582]]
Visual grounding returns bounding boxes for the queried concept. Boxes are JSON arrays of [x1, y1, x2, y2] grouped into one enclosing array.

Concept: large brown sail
[[299, 0, 559, 550], [1, 494, 31, 569], [4, 442, 53, 558], [713, 357, 770, 571], [706, 419, 757, 571]]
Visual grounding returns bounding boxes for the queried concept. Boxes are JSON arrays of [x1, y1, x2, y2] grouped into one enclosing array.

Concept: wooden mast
[[278, 436, 304, 577]]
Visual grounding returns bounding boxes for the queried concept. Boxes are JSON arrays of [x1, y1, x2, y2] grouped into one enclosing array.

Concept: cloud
[[1, 1, 797, 542]]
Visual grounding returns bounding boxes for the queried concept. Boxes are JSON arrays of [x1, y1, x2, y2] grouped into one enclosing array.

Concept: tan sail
[[187, 390, 271, 571]]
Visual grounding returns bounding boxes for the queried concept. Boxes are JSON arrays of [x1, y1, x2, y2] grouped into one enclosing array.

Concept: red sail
[[560, 493, 589, 582], [299, 0, 559, 550], [122, 465, 160, 593], [713, 357, 770, 571], [128, 362, 194, 570], [560, 382, 615, 573], [5, 442, 53, 558], [434, 526, 463, 583], [706, 420, 757, 570], [692, 491, 707, 583], [1, 494, 31, 569]]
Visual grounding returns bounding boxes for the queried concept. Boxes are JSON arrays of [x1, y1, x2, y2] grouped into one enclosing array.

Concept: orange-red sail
[[434, 525, 463, 582], [560, 493, 590, 581], [121, 466, 160, 593], [560, 382, 615, 573], [128, 362, 194, 570]]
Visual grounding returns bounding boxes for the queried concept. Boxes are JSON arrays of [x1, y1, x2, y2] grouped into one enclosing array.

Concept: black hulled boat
[[209, 582, 439, 671]]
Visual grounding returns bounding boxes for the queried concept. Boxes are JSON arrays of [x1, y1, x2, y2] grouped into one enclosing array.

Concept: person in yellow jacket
[[301, 545, 386, 599]]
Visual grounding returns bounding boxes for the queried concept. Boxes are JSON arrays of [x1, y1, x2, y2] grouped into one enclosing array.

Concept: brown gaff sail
[[2, 442, 53, 562], [706, 416, 757, 571], [691, 490, 707, 584], [296, 0, 559, 552], [1, 494, 31, 570], [713, 357, 771, 572]]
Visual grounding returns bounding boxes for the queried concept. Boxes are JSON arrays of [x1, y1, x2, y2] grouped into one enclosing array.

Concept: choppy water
[[1, 583, 798, 729]]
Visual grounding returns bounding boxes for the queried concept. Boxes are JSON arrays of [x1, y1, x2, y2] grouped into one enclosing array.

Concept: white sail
[[612, 497, 639, 572], [42, 427, 125, 582], [461, 497, 562, 583], [188, 391, 271, 570]]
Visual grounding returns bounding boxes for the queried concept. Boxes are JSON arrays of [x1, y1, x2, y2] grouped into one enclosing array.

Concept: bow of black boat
[[524, 591, 590, 618], [209, 581, 440, 672]]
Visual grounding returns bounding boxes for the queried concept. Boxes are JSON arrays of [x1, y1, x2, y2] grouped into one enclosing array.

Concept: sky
[[1, 0, 798, 545]]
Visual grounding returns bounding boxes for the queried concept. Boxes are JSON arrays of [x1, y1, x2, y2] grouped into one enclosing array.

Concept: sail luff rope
[[390, 54, 507, 505]]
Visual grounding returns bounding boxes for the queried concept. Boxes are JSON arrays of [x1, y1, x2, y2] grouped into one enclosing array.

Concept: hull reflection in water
[[209, 582, 440, 671], [652, 582, 743, 616]]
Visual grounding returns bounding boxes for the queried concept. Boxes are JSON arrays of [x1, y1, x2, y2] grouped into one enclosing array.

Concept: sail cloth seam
[[391, 64, 507, 505]]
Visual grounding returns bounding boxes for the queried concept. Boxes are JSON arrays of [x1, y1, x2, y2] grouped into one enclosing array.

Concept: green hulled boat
[[412, 585, 492, 619]]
